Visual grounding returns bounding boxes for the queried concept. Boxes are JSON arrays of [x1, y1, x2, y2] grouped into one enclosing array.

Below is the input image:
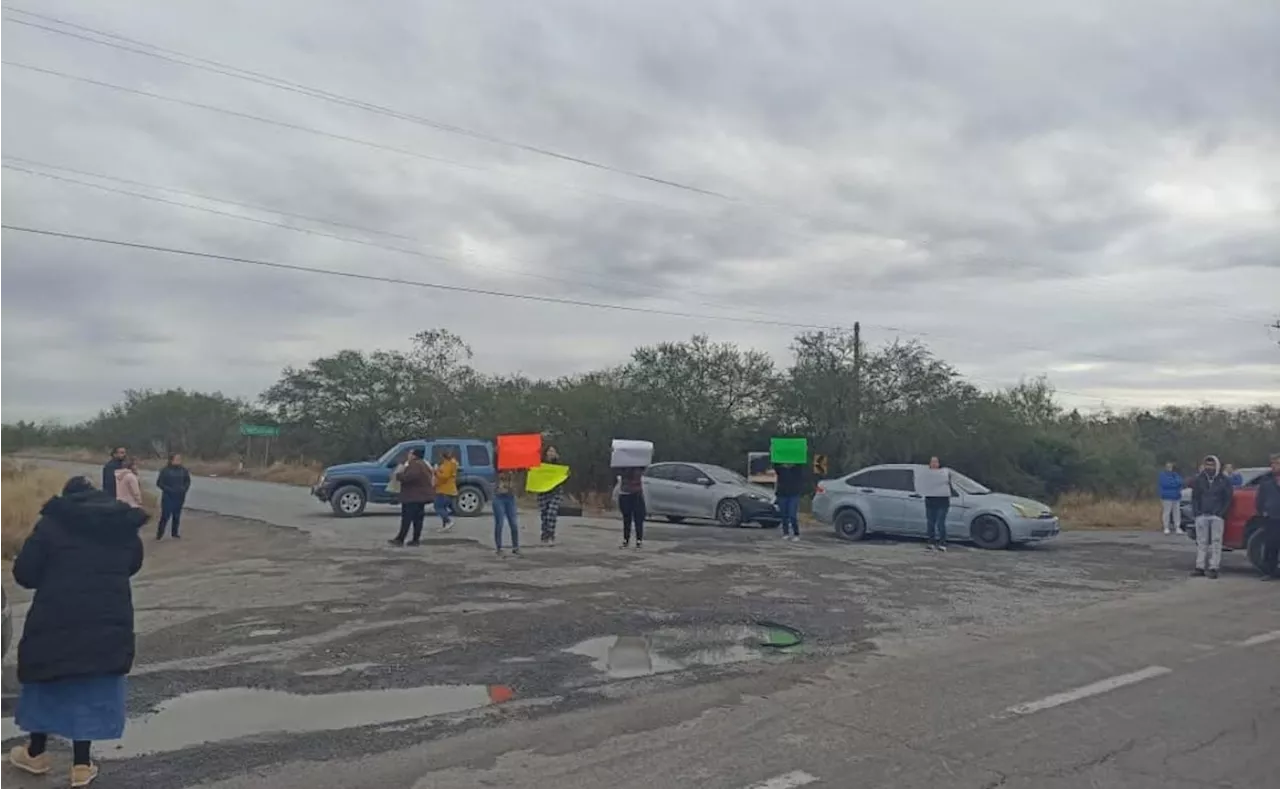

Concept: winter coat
[[12, 489, 147, 684], [434, 458, 459, 496], [396, 458, 435, 503], [1191, 470, 1233, 519], [115, 468, 144, 508], [156, 464, 191, 499], [773, 464, 806, 497], [1257, 472, 1280, 520], [101, 457, 123, 498], [1157, 470, 1184, 501]]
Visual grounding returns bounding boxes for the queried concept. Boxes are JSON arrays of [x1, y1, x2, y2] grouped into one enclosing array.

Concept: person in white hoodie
[[917, 456, 953, 552]]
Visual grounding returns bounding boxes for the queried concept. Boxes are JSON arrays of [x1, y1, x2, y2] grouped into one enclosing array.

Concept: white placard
[[610, 439, 654, 468]]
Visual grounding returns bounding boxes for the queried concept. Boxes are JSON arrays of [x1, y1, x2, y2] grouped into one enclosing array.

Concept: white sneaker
[[442, 521, 454, 532]]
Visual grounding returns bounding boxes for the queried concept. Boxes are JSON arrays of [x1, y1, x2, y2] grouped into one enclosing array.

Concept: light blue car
[[811, 464, 1060, 549]]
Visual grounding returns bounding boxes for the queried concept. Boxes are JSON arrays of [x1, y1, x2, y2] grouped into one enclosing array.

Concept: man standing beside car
[[1191, 455, 1233, 579], [1158, 461, 1184, 535], [1256, 453, 1280, 580]]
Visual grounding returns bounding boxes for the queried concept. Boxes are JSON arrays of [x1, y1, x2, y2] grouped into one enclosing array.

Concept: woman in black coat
[[8, 476, 147, 787]]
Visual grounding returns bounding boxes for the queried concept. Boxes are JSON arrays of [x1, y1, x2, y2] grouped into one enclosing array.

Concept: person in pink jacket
[[113, 458, 144, 508]]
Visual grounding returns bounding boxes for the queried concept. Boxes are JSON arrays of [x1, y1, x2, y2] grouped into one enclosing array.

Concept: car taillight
[[815, 484, 825, 494]]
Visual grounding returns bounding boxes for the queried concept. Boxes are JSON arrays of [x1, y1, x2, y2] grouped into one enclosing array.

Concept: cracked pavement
[[3, 464, 1277, 788]]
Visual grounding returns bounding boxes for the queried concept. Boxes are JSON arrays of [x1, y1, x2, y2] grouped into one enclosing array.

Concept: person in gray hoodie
[[1190, 454, 1233, 578]]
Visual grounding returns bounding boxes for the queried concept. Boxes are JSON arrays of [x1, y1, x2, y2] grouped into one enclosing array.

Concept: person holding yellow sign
[[533, 446, 567, 546]]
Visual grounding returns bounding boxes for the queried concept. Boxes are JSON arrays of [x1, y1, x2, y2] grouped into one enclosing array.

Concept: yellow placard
[[525, 463, 570, 493]]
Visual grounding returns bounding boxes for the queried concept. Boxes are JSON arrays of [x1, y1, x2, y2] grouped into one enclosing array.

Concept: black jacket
[[156, 464, 192, 498], [773, 464, 806, 497], [1257, 472, 1280, 520], [12, 489, 147, 684], [101, 457, 124, 497], [1191, 472, 1234, 519]]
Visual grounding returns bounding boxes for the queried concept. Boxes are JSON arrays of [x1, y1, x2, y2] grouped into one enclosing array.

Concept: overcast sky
[[3, 0, 1278, 422]]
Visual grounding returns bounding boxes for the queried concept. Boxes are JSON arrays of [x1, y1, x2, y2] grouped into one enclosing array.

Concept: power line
[[0, 223, 1191, 406], [3, 7, 734, 201], [0, 223, 851, 331], [1, 158, 868, 328], [6, 159, 1261, 372], [1, 60, 702, 218]]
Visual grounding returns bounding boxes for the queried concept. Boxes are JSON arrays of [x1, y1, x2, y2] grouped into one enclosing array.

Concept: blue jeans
[[925, 497, 950, 543], [434, 494, 456, 525], [776, 494, 801, 536], [493, 494, 519, 549]]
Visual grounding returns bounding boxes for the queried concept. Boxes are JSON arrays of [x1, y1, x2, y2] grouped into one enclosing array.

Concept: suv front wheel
[[330, 484, 368, 517]]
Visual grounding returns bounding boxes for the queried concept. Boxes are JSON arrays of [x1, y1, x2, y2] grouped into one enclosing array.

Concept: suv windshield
[[951, 471, 991, 495]]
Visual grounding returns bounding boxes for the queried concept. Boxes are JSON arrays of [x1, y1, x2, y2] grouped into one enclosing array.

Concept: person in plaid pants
[[538, 445, 564, 544]]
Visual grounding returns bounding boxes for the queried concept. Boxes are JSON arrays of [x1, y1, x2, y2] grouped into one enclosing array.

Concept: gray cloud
[[2, 0, 1278, 421]]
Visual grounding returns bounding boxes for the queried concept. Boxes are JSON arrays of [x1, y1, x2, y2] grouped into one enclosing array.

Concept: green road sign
[[240, 424, 281, 437]]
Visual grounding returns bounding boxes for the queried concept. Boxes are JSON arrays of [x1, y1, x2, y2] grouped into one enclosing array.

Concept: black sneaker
[[406, 540, 421, 547], [1191, 568, 1206, 577], [620, 541, 630, 549], [511, 548, 521, 556], [388, 539, 404, 547], [1207, 569, 1219, 579]]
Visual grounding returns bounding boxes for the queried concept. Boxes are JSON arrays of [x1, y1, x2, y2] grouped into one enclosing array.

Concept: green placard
[[240, 424, 281, 437], [770, 437, 807, 464]]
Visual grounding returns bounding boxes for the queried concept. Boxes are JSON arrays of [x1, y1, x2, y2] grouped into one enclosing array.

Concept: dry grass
[[1054, 492, 1159, 531], [11, 447, 322, 488], [2, 459, 158, 558]]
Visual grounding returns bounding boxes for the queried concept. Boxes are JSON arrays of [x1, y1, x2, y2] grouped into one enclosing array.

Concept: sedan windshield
[[951, 471, 991, 495]]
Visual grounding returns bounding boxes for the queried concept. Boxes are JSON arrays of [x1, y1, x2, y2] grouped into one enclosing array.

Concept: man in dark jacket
[[155, 453, 192, 540], [1190, 454, 1233, 579], [389, 448, 434, 547], [1256, 453, 1280, 580], [100, 447, 126, 498]]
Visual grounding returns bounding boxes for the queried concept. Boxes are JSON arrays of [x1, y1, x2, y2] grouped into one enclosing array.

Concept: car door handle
[[860, 488, 875, 493], [908, 493, 922, 498]]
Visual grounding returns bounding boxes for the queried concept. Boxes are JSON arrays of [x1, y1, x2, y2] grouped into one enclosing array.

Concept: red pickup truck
[[1184, 466, 1270, 572]]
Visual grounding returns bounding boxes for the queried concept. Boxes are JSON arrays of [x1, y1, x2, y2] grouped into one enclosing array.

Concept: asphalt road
[[4, 462, 1276, 788]]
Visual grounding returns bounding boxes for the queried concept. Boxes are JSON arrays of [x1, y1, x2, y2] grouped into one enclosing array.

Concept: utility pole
[[852, 321, 862, 463]]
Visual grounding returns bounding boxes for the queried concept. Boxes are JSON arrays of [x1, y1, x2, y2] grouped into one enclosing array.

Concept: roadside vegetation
[[3, 329, 1276, 531], [1, 459, 158, 558]]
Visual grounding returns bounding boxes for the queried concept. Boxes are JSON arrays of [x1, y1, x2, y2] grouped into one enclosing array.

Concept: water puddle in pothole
[[566, 623, 803, 680], [94, 684, 514, 759]]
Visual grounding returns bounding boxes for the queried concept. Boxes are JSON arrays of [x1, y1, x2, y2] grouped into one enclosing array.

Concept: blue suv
[[312, 438, 496, 518]]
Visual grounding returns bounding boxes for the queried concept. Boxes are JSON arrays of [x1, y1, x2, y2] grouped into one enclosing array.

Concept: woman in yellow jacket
[[433, 449, 459, 531]]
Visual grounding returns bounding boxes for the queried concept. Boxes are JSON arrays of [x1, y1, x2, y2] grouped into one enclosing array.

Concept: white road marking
[[742, 770, 820, 789], [1005, 666, 1172, 716], [1238, 630, 1280, 647]]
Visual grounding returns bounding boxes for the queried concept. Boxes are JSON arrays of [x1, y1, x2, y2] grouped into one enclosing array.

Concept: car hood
[[981, 492, 1053, 515], [322, 461, 383, 477]]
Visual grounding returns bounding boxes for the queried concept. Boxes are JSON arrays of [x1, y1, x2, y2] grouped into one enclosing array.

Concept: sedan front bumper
[[1009, 515, 1061, 542]]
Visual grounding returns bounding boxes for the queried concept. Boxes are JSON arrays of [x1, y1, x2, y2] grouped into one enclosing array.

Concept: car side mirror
[[697, 477, 714, 486]]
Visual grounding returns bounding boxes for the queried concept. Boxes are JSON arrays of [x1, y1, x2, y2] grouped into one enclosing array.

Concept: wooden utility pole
[[852, 321, 863, 462]]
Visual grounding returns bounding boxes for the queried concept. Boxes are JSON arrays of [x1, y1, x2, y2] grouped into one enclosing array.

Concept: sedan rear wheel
[[835, 508, 867, 541]]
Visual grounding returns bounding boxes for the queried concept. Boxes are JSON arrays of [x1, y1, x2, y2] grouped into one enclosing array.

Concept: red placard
[[496, 433, 542, 470]]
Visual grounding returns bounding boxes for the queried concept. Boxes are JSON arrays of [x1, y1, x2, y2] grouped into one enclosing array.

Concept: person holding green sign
[[770, 438, 808, 541]]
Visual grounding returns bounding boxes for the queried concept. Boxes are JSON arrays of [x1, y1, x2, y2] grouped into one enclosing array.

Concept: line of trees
[[4, 329, 1277, 501]]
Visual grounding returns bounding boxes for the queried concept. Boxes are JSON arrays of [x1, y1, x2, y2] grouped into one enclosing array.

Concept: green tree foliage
[[4, 330, 1277, 500]]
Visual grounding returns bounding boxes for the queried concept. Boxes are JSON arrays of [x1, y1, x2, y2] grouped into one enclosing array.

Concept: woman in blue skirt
[[9, 476, 147, 787]]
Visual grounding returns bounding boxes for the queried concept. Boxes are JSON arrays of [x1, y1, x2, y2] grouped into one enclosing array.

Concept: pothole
[[565, 622, 804, 680]]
